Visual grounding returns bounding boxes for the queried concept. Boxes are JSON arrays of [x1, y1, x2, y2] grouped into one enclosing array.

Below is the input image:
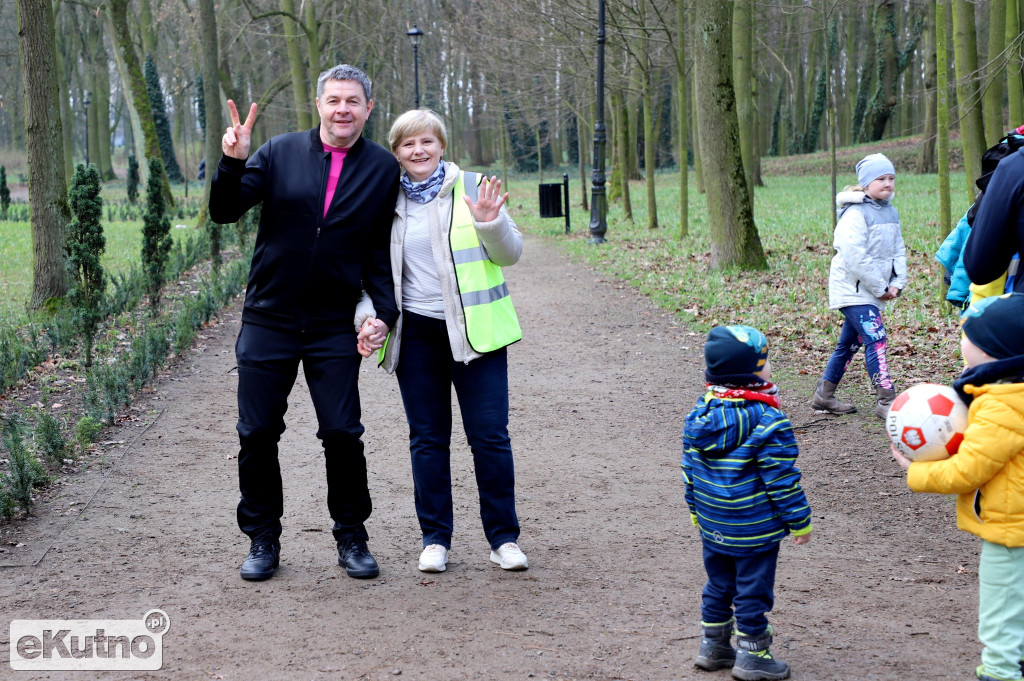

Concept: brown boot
[[874, 386, 897, 419], [811, 378, 857, 414]]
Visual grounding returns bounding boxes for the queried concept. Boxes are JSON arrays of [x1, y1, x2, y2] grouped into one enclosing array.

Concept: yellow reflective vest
[[449, 172, 522, 353]]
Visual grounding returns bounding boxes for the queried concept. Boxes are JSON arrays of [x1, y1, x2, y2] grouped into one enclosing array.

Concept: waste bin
[[538, 174, 570, 233], [539, 182, 563, 218]]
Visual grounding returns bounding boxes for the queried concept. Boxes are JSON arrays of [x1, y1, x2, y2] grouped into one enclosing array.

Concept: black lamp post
[[406, 23, 424, 108], [587, 0, 607, 244], [83, 92, 92, 168]]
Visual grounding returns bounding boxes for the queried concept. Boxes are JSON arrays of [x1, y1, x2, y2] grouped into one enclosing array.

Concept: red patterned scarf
[[707, 382, 781, 408]]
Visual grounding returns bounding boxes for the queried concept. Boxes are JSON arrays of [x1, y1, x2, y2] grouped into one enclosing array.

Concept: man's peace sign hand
[[222, 100, 257, 160]]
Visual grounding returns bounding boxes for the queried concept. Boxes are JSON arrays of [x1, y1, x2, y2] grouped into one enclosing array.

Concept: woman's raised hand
[[464, 175, 508, 223], [222, 100, 258, 160]]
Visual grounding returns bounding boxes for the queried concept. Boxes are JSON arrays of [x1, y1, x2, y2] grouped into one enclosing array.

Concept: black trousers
[[234, 322, 370, 543]]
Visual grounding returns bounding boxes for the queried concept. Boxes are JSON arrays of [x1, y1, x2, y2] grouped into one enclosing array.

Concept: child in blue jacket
[[684, 325, 813, 681]]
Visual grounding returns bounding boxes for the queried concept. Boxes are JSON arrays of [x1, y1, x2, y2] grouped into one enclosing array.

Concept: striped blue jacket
[[682, 392, 812, 556]]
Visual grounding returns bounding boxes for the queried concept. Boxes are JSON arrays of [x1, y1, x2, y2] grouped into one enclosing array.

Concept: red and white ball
[[887, 383, 968, 462]]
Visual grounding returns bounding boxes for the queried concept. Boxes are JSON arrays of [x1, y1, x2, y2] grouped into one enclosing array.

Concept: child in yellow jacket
[[893, 293, 1024, 681]]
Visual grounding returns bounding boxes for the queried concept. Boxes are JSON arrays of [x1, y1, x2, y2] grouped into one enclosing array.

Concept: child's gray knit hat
[[856, 153, 895, 189]]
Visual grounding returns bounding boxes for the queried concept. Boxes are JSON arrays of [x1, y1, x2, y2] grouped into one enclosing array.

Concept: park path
[[1, 234, 978, 680]]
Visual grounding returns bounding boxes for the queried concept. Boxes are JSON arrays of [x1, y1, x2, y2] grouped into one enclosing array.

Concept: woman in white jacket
[[356, 109, 528, 574], [811, 153, 907, 419]]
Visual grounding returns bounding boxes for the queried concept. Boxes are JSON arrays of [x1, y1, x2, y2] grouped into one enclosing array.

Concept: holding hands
[[222, 100, 258, 160], [464, 176, 509, 223], [356, 318, 389, 358]]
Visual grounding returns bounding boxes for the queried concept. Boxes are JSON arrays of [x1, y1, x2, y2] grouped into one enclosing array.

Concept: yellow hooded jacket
[[907, 382, 1024, 547]]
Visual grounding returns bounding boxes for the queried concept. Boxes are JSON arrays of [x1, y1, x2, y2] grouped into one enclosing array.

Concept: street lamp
[[83, 92, 92, 168], [406, 23, 424, 108], [587, 0, 608, 244]]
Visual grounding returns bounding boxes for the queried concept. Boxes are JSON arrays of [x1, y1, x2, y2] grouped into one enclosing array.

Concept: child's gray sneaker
[[695, 619, 736, 671], [732, 627, 790, 681]]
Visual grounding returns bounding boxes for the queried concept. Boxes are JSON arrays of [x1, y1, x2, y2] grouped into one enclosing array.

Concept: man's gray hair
[[316, 64, 372, 102]]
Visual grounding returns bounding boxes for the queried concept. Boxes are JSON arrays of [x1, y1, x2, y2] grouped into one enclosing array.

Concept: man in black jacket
[[210, 64, 398, 581]]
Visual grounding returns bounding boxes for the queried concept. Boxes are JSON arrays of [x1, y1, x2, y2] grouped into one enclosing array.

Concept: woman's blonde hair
[[388, 109, 448, 154]]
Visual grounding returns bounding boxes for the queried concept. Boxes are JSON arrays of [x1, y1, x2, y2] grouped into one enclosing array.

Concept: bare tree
[[17, 0, 71, 306], [693, 0, 766, 270]]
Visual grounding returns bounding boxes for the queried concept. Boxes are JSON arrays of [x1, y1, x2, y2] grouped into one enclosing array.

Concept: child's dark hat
[[962, 293, 1024, 360], [704, 325, 769, 378]]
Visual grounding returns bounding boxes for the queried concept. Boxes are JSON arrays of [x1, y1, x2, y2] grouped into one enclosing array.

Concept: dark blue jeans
[[234, 322, 370, 543], [822, 304, 893, 390], [395, 311, 520, 551], [701, 542, 780, 637]]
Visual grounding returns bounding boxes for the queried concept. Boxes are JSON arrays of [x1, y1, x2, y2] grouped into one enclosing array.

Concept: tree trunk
[[95, 44, 116, 180], [1007, 0, 1024, 128], [54, 11, 73, 185], [852, 5, 876, 143], [733, 0, 754, 204], [282, 0, 310, 130], [802, 24, 822, 150], [861, 0, 901, 141], [199, 0, 221, 208], [676, 0, 688, 239], [87, 79, 100, 169], [953, 0, 987, 199], [693, 0, 766, 270], [984, 0, 1007, 143], [106, 0, 171, 204], [18, 0, 71, 307], [691, 20, 704, 194], [938, 0, 953, 313], [611, 89, 632, 222], [842, 7, 858, 146], [919, 0, 938, 173], [305, 0, 321, 104], [577, 111, 589, 211], [138, 0, 157, 58], [638, 0, 658, 230]]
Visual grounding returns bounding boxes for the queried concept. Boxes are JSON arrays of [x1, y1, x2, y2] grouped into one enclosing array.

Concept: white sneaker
[[489, 542, 528, 570], [418, 544, 448, 572]]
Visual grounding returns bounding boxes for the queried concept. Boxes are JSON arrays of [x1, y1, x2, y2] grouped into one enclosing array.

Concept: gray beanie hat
[[856, 153, 895, 189]]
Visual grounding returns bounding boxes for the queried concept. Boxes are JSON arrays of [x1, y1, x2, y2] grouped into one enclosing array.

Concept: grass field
[[0, 183, 204, 320]]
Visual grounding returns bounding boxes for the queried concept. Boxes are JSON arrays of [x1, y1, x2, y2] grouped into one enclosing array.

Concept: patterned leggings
[[822, 304, 893, 390]]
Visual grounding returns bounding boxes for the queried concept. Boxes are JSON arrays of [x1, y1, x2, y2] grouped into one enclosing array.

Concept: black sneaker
[[240, 535, 280, 581], [337, 537, 379, 578]]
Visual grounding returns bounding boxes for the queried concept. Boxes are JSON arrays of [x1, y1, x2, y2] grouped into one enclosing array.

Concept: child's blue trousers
[[701, 542, 780, 637]]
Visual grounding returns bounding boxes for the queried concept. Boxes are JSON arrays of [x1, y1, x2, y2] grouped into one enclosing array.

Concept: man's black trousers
[[234, 322, 370, 543]]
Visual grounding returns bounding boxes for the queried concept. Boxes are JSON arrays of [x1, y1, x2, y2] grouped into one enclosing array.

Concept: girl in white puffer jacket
[[811, 153, 907, 419]]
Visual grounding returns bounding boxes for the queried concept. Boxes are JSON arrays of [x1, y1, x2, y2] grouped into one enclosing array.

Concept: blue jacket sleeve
[[681, 437, 696, 515], [754, 413, 813, 534], [935, 212, 972, 304]]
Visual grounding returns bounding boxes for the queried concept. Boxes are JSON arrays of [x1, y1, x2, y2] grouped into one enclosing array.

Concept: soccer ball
[[887, 383, 968, 462]]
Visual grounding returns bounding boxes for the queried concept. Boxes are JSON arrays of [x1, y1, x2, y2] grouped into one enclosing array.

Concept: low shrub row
[[0, 251, 249, 520]]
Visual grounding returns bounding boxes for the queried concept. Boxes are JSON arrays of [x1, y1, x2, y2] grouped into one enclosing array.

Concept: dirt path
[[1, 234, 978, 680]]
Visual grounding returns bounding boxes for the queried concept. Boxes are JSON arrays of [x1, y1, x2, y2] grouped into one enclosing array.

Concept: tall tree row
[[6, 0, 1024, 287]]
